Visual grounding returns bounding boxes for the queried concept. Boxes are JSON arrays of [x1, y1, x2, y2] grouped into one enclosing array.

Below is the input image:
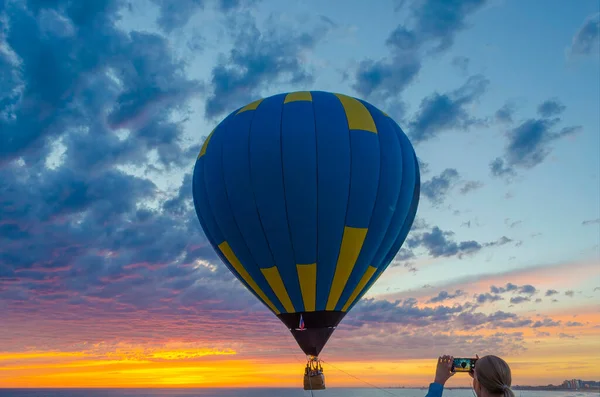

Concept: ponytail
[[502, 385, 515, 397]]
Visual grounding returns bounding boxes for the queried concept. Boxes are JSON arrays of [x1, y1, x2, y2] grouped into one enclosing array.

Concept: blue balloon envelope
[[192, 91, 420, 357]]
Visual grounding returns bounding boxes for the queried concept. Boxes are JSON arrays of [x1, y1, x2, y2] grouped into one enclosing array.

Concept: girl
[[425, 354, 515, 397]]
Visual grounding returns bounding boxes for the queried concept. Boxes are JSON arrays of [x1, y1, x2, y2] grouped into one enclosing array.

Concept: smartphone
[[452, 357, 477, 373]]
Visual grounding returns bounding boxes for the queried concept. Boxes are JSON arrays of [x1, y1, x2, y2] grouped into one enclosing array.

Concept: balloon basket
[[303, 355, 326, 390]]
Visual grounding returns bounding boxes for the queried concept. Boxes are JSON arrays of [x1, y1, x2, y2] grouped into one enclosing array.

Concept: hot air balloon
[[192, 91, 420, 390]]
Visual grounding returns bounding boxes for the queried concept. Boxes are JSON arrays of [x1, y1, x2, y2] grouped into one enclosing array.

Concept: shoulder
[[425, 382, 444, 397]]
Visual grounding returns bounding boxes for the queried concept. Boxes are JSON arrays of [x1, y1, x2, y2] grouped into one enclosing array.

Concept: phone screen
[[452, 358, 477, 372]]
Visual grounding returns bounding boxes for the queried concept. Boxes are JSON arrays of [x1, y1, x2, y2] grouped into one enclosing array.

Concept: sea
[[0, 389, 594, 397]]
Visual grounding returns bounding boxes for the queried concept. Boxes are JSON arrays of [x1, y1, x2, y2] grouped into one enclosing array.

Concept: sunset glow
[[1, 0, 599, 391]]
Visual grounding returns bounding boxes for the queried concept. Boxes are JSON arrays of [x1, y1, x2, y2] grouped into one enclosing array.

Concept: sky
[[0, 0, 599, 390]]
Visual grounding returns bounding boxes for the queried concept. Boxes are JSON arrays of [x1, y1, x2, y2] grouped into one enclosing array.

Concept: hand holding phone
[[452, 357, 478, 373]]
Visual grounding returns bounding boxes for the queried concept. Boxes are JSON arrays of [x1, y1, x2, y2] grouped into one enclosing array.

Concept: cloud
[[532, 318, 561, 328], [475, 293, 503, 304], [417, 157, 431, 175], [566, 321, 584, 327], [0, 0, 202, 168], [504, 218, 522, 228], [495, 102, 516, 124], [151, 0, 255, 33], [421, 168, 484, 205], [421, 168, 460, 204], [427, 289, 465, 303], [408, 74, 489, 143], [460, 180, 484, 195], [352, 0, 487, 108], [558, 333, 576, 339], [582, 218, 600, 226], [490, 283, 537, 295], [452, 56, 470, 74], [564, 290, 575, 297], [510, 296, 530, 305], [407, 226, 482, 258], [483, 236, 513, 248], [537, 99, 566, 118], [490, 100, 582, 178], [0, 0, 266, 331], [569, 13, 600, 56], [347, 298, 467, 328], [545, 289, 559, 297], [204, 13, 330, 119]]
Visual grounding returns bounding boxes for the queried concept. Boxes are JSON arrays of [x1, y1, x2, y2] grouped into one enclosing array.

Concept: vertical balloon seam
[[277, 94, 300, 313], [340, 111, 402, 312], [309, 91, 320, 313], [343, 120, 415, 311], [246, 94, 302, 314], [194, 126, 248, 288], [238, 100, 298, 314], [196, 137, 276, 313], [346, 151, 420, 312], [242, 98, 285, 309], [335, 101, 383, 312], [325, 92, 354, 312], [212, 110, 285, 314]]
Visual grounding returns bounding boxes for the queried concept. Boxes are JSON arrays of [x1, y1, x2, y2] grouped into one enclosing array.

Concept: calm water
[[0, 389, 594, 397]]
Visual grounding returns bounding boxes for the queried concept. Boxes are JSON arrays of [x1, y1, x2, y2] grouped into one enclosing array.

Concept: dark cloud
[[490, 283, 517, 294], [566, 321, 583, 327], [483, 236, 513, 248], [490, 107, 581, 177], [455, 310, 532, 329], [391, 247, 417, 267], [475, 293, 503, 304], [417, 157, 431, 175], [204, 13, 330, 119], [408, 74, 489, 143], [565, 290, 575, 297], [353, 0, 487, 107], [0, 0, 253, 324], [504, 218, 522, 228], [490, 283, 536, 296], [452, 56, 470, 74], [510, 296, 530, 305], [0, 0, 202, 168], [407, 226, 482, 258], [582, 218, 600, 226], [570, 13, 600, 56], [428, 289, 465, 303], [495, 102, 516, 124], [537, 99, 566, 118], [532, 318, 561, 328], [460, 180, 484, 195], [348, 298, 467, 327], [545, 289, 559, 296], [517, 284, 537, 295], [558, 333, 576, 339], [150, 0, 258, 33], [421, 168, 459, 204]]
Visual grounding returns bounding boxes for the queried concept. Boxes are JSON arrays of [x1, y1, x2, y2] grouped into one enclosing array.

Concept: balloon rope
[[320, 359, 399, 397]]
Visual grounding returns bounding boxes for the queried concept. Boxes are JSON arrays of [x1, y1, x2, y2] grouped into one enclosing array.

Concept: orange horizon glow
[[2, 327, 599, 389], [2, 259, 598, 389]]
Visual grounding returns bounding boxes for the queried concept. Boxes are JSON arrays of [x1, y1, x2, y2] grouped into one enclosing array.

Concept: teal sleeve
[[425, 382, 444, 397]]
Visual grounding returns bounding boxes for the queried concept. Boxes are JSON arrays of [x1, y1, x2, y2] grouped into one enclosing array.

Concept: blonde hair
[[476, 355, 515, 397]]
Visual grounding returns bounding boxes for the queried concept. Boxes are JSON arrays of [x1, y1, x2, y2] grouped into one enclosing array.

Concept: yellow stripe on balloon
[[341, 265, 377, 312], [334, 93, 377, 133], [261, 266, 296, 313], [326, 226, 368, 310], [218, 242, 279, 314], [297, 263, 317, 312]]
